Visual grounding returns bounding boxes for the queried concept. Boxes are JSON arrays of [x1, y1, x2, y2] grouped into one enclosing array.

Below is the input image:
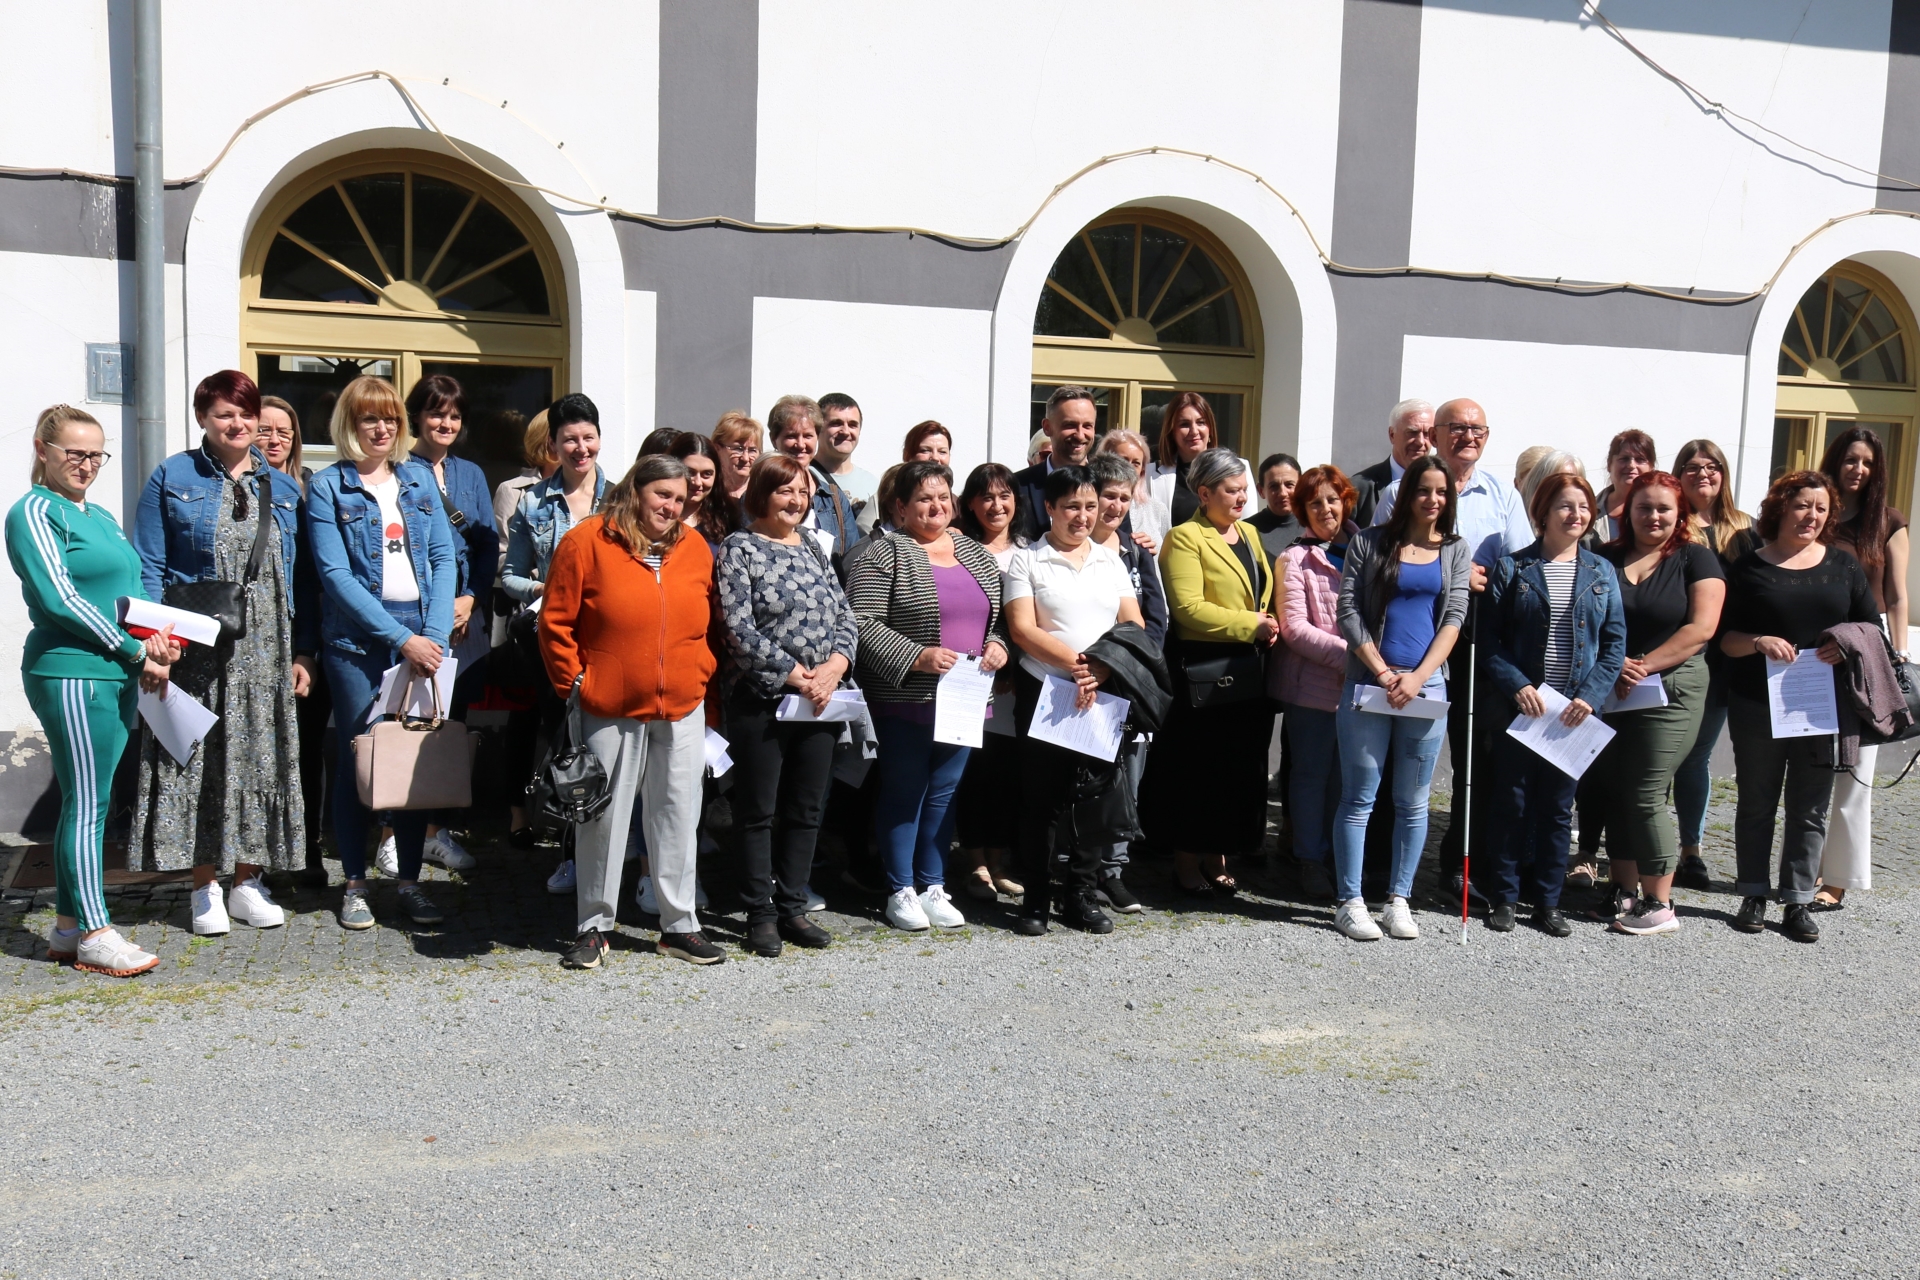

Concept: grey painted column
[[1880, 0, 1920, 214], [1327, 0, 1424, 470], [651, 0, 760, 430]]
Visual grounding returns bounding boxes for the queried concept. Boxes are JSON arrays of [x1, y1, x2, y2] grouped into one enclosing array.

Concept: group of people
[[10, 373, 1899, 976]]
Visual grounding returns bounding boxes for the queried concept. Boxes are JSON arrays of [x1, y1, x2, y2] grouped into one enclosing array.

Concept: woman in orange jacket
[[539, 454, 722, 968]]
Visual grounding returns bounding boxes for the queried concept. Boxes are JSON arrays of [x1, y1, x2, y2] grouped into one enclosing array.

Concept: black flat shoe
[[778, 915, 832, 948], [1533, 905, 1573, 938], [1733, 895, 1767, 934], [1487, 902, 1517, 932], [1013, 914, 1049, 936], [1673, 855, 1712, 892], [745, 921, 782, 958]]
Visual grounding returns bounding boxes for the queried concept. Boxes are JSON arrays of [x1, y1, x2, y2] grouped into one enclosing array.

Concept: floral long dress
[[133, 468, 304, 872]]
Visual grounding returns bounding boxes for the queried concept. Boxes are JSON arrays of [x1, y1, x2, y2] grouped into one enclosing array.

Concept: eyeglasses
[[721, 442, 759, 458], [1443, 424, 1489, 439], [45, 443, 111, 469], [1679, 462, 1723, 477]]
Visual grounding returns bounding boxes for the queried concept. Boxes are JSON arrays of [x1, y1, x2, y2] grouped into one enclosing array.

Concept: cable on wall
[[2, 60, 1916, 307]]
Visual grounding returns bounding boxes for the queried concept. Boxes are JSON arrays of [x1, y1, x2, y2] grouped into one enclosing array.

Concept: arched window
[[1774, 262, 1917, 513], [1031, 212, 1261, 455], [242, 154, 567, 488]]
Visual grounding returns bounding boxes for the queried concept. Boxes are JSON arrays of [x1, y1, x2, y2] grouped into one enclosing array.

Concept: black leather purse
[[528, 682, 613, 826], [1178, 639, 1266, 710], [161, 469, 272, 644]]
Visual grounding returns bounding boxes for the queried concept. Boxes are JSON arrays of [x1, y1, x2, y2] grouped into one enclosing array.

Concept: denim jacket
[[133, 444, 317, 652], [418, 453, 499, 608], [502, 468, 607, 603], [1482, 541, 1627, 711], [303, 459, 457, 654]]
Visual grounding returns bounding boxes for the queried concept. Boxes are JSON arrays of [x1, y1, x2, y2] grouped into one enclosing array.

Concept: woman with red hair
[[1585, 471, 1726, 935]]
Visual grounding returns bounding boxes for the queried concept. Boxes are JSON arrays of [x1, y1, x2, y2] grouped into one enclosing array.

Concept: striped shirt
[[1539, 559, 1578, 693], [6, 486, 148, 679]]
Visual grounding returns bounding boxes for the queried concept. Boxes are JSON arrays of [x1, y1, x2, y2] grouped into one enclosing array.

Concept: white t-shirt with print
[[367, 474, 421, 602], [1002, 539, 1136, 681]]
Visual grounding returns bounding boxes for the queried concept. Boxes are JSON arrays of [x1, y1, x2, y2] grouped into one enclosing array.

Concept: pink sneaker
[[1612, 897, 1679, 935]]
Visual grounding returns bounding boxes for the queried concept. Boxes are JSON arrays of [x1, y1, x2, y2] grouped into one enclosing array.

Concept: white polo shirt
[[1003, 538, 1137, 680]]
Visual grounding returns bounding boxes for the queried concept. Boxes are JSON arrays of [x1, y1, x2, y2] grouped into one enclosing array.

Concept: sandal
[[1810, 891, 1846, 912], [1210, 875, 1239, 897]]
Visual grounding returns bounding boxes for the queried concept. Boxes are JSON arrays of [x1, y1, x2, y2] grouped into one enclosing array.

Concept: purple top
[[876, 561, 992, 723]]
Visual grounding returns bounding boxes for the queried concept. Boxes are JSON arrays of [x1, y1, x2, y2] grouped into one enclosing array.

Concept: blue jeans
[[873, 714, 971, 892], [321, 600, 431, 883], [1332, 676, 1448, 902], [1488, 725, 1579, 907], [1672, 684, 1727, 847], [1285, 705, 1342, 866]]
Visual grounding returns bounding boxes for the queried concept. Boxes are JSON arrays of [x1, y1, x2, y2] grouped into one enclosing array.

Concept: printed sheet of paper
[[982, 690, 1016, 737], [933, 656, 996, 748], [1505, 684, 1616, 781], [776, 688, 869, 723], [1028, 673, 1129, 762], [1767, 650, 1839, 738], [703, 727, 733, 778], [1601, 670, 1668, 715], [373, 661, 459, 725], [138, 683, 219, 766], [117, 596, 222, 647], [1353, 683, 1450, 720]]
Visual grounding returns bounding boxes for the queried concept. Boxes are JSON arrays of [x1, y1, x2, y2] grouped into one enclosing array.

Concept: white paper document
[[983, 690, 1016, 737], [373, 661, 459, 725], [1601, 671, 1668, 715], [932, 656, 996, 748], [1506, 685, 1616, 780], [777, 688, 869, 723], [1028, 673, 1129, 762], [138, 683, 219, 765], [1766, 650, 1840, 738], [703, 727, 733, 777], [1353, 684, 1450, 720], [117, 597, 222, 647]]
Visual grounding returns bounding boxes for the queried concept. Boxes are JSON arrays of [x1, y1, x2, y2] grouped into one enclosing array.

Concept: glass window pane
[[1836, 293, 1907, 384], [412, 175, 475, 285], [1152, 249, 1242, 348], [1084, 224, 1135, 318], [278, 185, 384, 289], [436, 250, 547, 314], [339, 173, 405, 280], [432, 201, 534, 307], [1771, 416, 1809, 482], [1035, 236, 1114, 338], [419, 362, 556, 494], [1137, 224, 1188, 321], [260, 233, 377, 305], [255, 354, 396, 449]]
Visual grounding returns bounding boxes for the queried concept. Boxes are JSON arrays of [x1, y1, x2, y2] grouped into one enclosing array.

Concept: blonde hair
[[32, 405, 104, 487], [328, 376, 412, 464], [1513, 444, 1555, 490], [260, 394, 305, 482], [710, 410, 763, 450], [522, 410, 554, 470], [1672, 437, 1752, 550], [1096, 428, 1154, 504]]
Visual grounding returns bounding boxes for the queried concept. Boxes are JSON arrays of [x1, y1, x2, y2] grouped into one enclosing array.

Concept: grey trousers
[[576, 707, 706, 935], [1727, 692, 1837, 905]]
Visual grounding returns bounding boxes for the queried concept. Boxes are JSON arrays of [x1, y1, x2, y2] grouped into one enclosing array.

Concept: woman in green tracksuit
[[7, 405, 178, 977]]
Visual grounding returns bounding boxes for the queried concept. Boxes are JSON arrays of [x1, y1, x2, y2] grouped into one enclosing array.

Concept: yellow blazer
[[1159, 517, 1275, 644]]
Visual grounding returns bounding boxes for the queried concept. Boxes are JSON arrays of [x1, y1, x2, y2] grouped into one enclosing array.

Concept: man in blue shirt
[[1372, 398, 1529, 903]]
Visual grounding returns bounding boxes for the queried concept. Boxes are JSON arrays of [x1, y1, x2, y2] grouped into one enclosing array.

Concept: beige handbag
[[352, 674, 479, 811]]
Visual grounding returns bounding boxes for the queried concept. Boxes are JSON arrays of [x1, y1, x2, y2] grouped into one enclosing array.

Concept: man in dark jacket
[[1351, 397, 1435, 526], [1012, 386, 1100, 540]]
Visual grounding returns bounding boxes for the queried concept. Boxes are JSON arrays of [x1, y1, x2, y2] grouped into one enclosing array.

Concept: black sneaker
[[1013, 912, 1050, 936], [1674, 855, 1712, 892], [658, 931, 727, 964], [745, 921, 782, 958], [778, 915, 832, 949], [1098, 873, 1142, 914], [1733, 895, 1768, 934], [1487, 902, 1517, 932], [1782, 903, 1820, 944], [1061, 892, 1114, 934], [1532, 905, 1573, 937], [561, 928, 609, 970]]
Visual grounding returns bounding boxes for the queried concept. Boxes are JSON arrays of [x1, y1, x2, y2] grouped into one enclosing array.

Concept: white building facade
[[1, 0, 1918, 825]]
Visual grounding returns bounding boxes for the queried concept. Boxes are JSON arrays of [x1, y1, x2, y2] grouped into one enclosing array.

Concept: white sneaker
[[805, 885, 826, 913], [1335, 897, 1383, 941], [227, 876, 286, 929], [885, 887, 930, 931], [546, 859, 576, 895], [1380, 896, 1419, 940], [373, 836, 399, 878], [637, 875, 659, 914], [918, 884, 965, 928], [423, 831, 475, 872], [73, 928, 160, 977], [191, 881, 231, 936]]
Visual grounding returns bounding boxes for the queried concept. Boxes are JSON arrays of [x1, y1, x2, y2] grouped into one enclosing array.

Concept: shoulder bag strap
[[243, 467, 273, 584]]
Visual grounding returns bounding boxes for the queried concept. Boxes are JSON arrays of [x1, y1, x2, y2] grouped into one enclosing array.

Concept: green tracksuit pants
[[23, 674, 135, 930]]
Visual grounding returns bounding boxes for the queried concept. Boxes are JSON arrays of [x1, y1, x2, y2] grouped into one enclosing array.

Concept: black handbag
[[1064, 757, 1140, 852], [161, 468, 272, 643], [528, 682, 613, 826], [1178, 639, 1266, 710]]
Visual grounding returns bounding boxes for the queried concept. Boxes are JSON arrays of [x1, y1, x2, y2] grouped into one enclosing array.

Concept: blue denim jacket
[[304, 459, 457, 654], [133, 444, 318, 651], [502, 468, 607, 603], [419, 453, 499, 606], [1482, 541, 1627, 710]]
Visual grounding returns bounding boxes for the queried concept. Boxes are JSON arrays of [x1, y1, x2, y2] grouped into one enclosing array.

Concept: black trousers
[[727, 690, 840, 923], [295, 661, 333, 864], [1012, 667, 1102, 911]]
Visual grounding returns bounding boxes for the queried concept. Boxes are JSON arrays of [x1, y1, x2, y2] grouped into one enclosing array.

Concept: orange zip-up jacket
[[538, 515, 718, 721]]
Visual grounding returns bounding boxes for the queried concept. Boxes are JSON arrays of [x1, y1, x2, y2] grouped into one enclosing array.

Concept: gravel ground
[[1, 779, 1916, 1278]]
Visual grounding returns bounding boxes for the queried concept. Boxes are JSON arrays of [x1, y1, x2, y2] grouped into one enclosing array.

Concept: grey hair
[[1518, 449, 1587, 522], [1185, 447, 1245, 495], [1388, 398, 1434, 431], [1088, 452, 1137, 494]]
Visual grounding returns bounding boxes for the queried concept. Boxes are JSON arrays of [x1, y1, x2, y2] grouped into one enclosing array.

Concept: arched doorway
[[241, 153, 567, 491], [1031, 210, 1261, 456], [1773, 261, 1918, 514]]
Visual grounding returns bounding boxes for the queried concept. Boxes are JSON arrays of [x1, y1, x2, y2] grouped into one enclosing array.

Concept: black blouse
[[1721, 545, 1878, 700], [1602, 542, 1724, 660]]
